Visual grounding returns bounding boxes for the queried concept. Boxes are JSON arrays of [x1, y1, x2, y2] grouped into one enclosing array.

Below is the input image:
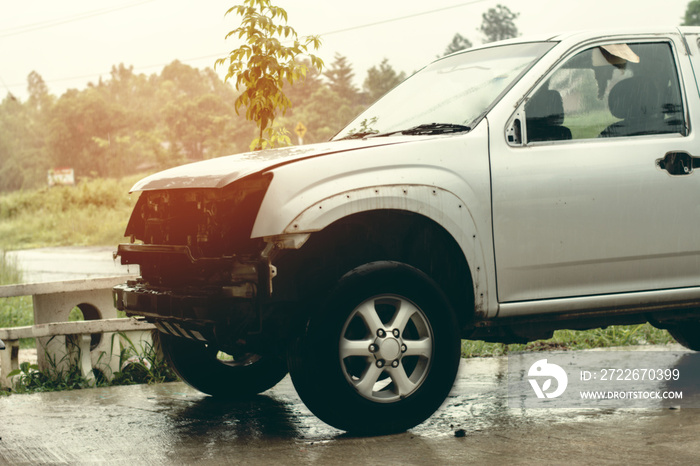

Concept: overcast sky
[[0, 0, 692, 101]]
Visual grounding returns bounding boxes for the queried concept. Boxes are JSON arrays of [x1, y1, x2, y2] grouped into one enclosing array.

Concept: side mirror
[[506, 109, 524, 146]]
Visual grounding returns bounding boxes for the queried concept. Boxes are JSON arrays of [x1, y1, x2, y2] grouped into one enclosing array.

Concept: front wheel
[[288, 261, 461, 435], [160, 333, 288, 398]]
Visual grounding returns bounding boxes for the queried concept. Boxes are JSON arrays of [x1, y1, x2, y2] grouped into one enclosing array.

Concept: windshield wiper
[[368, 123, 471, 138], [336, 131, 379, 140], [401, 123, 471, 135], [338, 123, 470, 140]]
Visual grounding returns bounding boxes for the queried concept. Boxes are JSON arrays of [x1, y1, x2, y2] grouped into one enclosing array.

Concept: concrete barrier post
[[0, 339, 19, 388], [32, 285, 120, 379]]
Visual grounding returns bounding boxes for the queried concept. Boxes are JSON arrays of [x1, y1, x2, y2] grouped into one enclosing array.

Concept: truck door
[[490, 37, 700, 304]]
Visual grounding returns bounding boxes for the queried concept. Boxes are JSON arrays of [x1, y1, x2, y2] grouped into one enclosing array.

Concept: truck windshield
[[334, 42, 555, 140]]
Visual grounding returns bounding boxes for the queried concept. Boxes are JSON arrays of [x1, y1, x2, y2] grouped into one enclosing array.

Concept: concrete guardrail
[[0, 276, 156, 389]]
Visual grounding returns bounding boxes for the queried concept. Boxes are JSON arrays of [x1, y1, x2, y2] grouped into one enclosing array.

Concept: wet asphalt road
[[1, 353, 699, 465], [6, 246, 136, 283]]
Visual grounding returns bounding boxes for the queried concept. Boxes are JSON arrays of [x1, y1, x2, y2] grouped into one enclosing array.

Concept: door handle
[[657, 151, 700, 175]]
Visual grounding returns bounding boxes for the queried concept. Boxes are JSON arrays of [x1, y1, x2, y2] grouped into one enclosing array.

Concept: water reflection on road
[[1, 351, 699, 464]]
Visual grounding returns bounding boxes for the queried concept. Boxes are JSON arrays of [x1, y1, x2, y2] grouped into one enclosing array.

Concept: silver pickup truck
[[114, 27, 700, 434]]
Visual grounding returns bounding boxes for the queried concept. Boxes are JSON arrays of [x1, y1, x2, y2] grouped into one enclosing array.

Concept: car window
[[525, 42, 685, 143]]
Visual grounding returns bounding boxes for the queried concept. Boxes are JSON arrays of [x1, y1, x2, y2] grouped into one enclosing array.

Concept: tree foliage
[[443, 33, 473, 56], [0, 38, 418, 193], [363, 59, 406, 102], [479, 4, 519, 43], [325, 53, 360, 103], [0, 53, 407, 193], [216, 0, 323, 150], [683, 0, 700, 25], [0, 63, 255, 191]]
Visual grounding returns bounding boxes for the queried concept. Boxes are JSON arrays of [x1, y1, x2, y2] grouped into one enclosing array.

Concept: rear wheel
[[160, 333, 288, 398], [289, 261, 461, 434]]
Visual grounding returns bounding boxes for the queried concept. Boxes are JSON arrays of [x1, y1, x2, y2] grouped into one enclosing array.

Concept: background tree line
[[0, 3, 520, 193], [0, 55, 408, 192]]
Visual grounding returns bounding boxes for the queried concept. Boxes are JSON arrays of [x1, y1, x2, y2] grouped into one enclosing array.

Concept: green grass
[[8, 332, 178, 394], [0, 252, 34, 348], [109, 332, 178, 386], [0, 174, 147, 251], [564, 111, 619, 140], [461, 323, 675, 358]]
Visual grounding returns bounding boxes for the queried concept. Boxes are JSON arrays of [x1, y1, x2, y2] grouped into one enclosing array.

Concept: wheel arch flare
[[264, 184, 493, 319]]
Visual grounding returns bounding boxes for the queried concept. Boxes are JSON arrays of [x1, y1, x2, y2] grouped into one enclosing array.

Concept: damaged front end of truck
[[112, 172, 288, 356]]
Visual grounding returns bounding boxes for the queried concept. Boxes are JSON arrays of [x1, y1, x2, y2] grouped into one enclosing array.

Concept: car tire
[[160, 333, 288, 398], [667, 323, 700, 351], [288, 261, 461, 435]]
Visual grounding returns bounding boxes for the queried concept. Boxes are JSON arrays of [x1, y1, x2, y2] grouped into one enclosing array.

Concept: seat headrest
[[608, 77, 660, 120], [526, 89, 565, 126]]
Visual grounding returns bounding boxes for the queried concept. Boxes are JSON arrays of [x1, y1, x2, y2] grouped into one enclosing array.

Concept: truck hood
[[131, 138, 417, 191]]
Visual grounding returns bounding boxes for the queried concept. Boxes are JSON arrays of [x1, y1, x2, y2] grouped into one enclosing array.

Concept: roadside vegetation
[[0, 252, 34, 349], [0, 174, 145, 251], [5, 333, 178, 395], [461, 324, 675, 358]]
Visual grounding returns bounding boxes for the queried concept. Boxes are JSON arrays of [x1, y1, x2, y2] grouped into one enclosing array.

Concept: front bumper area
[[113, 243, 276, 342], [113, 280, 253, 323], [113, 280, 260, 341]]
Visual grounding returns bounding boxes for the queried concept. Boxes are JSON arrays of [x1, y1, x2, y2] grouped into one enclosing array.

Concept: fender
[[264, 184, 495, 318]]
